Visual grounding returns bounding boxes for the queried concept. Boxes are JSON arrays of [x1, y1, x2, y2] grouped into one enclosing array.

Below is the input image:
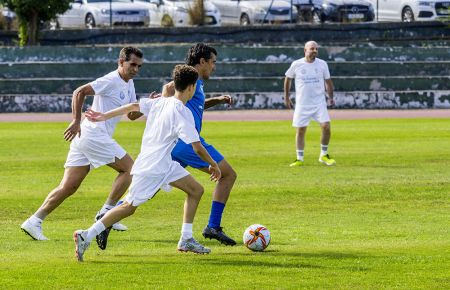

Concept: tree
[[0, 0, 71, 45]]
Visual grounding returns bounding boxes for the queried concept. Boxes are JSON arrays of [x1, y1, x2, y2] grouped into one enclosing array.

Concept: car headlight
[[101, 9, 110, 15], [256, 7, 266, 14], [418, 1, 432, 6]]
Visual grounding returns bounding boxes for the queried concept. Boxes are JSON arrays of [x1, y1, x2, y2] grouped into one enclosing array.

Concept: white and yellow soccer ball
[[243, 224, 270, 251]]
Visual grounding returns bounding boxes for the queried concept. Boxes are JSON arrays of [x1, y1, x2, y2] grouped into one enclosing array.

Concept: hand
[[63, 120, 81, 142], [127, 111, 143, 120], [327, 98, 335, 107], [149, 91, 161, 99], [220, 95, 233, 106], [208, 163, 221, 182], [162, 81, 175, 97], [284, 97, 293, 109], [84, 109, 106, 122]]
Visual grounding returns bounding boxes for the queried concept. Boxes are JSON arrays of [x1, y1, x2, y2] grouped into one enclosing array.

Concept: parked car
[[368, 0, 450, 22], [211, 0, 298, 25], [54, 0, 150, 29], [314, 0, 375, 23], [136, 0, 221, 26]]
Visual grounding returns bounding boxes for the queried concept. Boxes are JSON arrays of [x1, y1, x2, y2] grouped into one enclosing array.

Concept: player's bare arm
[[86, 103, 140, 122], [325, 78, 335, 106], [204, 95, 233, 109], [127, 92, 160, 120], [64, 84, 95, 142], [284, 77, 294, 109], [191, 141, 221, 182]]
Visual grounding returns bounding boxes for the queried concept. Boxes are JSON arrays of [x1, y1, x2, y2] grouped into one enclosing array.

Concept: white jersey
[[131, 97, 200, 177], [81, 70, 137, 137], [285, 57, 331, 107]]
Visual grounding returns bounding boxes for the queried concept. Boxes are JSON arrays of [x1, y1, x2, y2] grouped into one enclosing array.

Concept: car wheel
[[85, 13, 96, 29], [161, 15, 174, 27], [240, 14, 250, 26], [402, 7, 414, 22]]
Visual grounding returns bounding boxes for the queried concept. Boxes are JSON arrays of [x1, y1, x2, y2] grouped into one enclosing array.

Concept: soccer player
[[163, 43, 237, 246], [21, 46, 145, 241], [284, 40, 336, 167], [73, 65, 221, 261]]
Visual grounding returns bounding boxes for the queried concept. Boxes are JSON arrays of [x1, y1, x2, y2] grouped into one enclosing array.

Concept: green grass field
[[1, 118, 449, 289]]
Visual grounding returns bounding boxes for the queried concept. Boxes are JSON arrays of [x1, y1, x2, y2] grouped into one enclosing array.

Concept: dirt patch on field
[[0, 110, 449, 122]]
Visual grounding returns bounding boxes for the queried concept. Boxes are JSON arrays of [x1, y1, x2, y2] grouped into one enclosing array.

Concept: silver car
[[211, 0, 298, 25], [55, 0, 150, 29]]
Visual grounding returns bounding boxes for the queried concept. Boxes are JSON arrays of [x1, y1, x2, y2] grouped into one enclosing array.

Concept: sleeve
[[90, 75, 114, 97], [323, 61, 331, 80], [285, 61, 296, 79], [138, 98, 155, 116], [129, 80, 137, 103], [174, 104, 200, 145]]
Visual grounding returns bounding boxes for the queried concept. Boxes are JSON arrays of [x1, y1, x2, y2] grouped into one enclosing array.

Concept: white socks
[[86, 221, 106, 243], [181, 223, 193, 240], [99, 204, 114, 215], [296, 150, 304, 161], [321, 144, 328, 156]]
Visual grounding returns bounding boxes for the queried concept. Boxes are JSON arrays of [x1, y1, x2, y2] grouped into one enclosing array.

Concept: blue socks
[[208, 201, 225, 229]]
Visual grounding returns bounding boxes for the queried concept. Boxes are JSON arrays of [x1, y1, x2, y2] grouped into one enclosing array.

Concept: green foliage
[[0, 0, 71, 45], [0, 119, 449, 288]]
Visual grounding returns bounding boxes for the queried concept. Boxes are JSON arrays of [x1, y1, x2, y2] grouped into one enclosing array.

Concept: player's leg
[[98, 154, 133, 231], [21, 166, 90, 240], [170, 175, 210, 254], [316, 104, 335, 165], [290, 126, 307, 167]]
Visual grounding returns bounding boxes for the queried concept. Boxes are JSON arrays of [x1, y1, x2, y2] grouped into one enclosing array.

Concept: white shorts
[[125, 161, 190, 206], [64, 133, 126, 169], [293, 103, 330, 128]]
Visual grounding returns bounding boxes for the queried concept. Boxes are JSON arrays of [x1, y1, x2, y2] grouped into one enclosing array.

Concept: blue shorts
[[171, 137, 224, 169]]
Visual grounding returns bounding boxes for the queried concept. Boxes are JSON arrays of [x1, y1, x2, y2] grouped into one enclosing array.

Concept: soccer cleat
[[202, 226, 237, 246], [21, 219, 49, 241], [177, 237, 211, 254], [95, 211, 128, 232], [289, 160, 304, 167], [95, 213, 112, 250], [319, 154, 336, 166], [73, 230, 90, 262]]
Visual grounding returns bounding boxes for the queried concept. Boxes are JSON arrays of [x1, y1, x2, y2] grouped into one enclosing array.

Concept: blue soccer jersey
[[171, 79, 224, 168]]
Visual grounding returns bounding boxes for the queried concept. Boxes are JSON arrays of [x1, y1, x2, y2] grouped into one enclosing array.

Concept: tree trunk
[[27, 11, 39, 46]]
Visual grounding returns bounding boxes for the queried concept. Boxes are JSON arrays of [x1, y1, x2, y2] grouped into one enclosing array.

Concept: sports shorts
[[171, 136, 224, 168], [64, 132, 126, 169], [293, 102, 330, 128], [125, 161, 190, 206]]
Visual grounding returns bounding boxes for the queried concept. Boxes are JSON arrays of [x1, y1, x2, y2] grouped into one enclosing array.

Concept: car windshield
[[86, 0, 132, 3]]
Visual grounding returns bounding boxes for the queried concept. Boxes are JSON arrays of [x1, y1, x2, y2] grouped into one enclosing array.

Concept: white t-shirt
[[131, 97, 200, 177], [81, 70, 137, 137], [285, 57, 331, 107]]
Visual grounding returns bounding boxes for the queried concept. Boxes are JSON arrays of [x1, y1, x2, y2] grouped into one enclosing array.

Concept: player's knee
[[224, 167, 237, 183], [59, 182, 80, 196], [191, 184, 204, 199], [321, 123, 331, 131]]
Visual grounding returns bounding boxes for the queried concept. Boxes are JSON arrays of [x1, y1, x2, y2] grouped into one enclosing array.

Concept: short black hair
[[173, 64, 198, 92], [119, 46, 143, 61], [185, 43, 217, 66]]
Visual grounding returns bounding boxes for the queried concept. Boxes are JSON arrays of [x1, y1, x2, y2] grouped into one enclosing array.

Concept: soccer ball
[[243, 224, 270, 251]]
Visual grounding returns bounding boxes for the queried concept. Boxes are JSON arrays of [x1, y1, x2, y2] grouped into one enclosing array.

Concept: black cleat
[[95, 213, 112, 250], [202, 226, 236, 246]]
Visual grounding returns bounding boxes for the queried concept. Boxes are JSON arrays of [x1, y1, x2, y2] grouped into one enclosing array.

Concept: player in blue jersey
[[163, 43, 237, 246]]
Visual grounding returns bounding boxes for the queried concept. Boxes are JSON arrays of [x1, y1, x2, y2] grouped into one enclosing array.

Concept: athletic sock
[[99, 204, 114, 215], [86, 221, 106, 243], [208, 201, 225, 229], [29, 215, 43, 226], [296, 150, 304, 161], [320, 144, 328, 156], [181, 223, 193, 240]]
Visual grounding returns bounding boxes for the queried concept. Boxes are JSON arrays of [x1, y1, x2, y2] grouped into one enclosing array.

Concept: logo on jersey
[[119, 91, 125, 100], [199, 105, 203, 110]]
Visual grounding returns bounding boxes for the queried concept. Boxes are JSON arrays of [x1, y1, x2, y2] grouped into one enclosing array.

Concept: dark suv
[[314, 0, 375, 23]]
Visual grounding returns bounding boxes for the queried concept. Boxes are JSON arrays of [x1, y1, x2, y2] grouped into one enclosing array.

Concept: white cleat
[[21, 219, 49, 241], [73, 230, 90, 262], [112, 222, 128, 231]]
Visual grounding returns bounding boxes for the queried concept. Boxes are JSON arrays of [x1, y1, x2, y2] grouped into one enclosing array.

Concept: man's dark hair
[[185, 43, 217, 66], [119, 46, 143, 61], [173, 64, 199, 92]]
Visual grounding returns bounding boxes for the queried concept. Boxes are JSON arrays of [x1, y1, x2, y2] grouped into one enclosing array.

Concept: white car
[[137, 0, 221, 26], [55, 0, 150, 29], [211, 0, 298, 25], [369, 0, 450, 22]]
